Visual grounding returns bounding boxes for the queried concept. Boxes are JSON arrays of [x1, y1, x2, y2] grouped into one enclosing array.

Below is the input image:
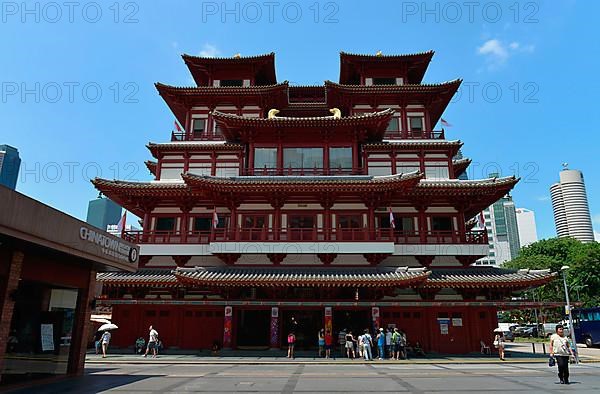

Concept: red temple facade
[[92, 51, 555, 354]]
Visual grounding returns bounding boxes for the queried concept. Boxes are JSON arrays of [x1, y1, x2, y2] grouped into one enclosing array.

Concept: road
[[9, 362, 600, 393]]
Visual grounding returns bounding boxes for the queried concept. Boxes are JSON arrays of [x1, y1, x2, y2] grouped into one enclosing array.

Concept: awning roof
[[97, 267, 557, 290]]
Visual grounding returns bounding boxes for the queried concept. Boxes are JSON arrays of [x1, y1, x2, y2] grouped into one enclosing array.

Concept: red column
[[0, 250, 24, 383], [68, 270, 96, 376], [367, 205, 375, 241]]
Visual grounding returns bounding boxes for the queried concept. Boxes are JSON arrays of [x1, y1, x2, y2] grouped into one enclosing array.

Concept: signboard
[[223, 306, 232, 348], [270, 307, 279, 348], [79, 226, 138, 264], [41, 324, 54, 351], [440, 323, 449, 335], [452, 318, 463, 327], [324, 307, 333, 334]]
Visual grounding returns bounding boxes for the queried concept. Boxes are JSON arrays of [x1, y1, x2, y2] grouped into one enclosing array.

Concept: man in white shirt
[[143, 325, 159, 358], [385, 328, 392, 359]]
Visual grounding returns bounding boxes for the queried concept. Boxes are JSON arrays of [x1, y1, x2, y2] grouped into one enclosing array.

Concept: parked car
[[502, 330, 514, 342], [513, 324, 540, 338]]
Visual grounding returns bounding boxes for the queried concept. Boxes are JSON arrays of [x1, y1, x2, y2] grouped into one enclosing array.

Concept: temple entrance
[[236, 309, 270, 348], [281, 309, 323, 350], [333, 309, 370, 338]]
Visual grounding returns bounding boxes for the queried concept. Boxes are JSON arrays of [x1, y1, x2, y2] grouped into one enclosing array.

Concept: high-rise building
[[475, 193, 521, 266], [515, 208, 538, 247], [86, 195, 122, 231], [550, 167, 594, 242], [0, 144, 21, 190]]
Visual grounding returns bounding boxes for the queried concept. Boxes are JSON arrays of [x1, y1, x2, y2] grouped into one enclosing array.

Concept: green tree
[[504, 238, 600, 307]]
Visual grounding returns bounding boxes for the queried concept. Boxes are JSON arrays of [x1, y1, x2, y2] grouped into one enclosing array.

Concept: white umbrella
[[91, 317, 111, 324], [98, 323, 118, 331], [493, 328, 503, 332]]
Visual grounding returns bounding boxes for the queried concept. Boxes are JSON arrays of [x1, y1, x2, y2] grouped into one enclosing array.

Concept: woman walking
[[493, 331, 505, 360], [317, 329, 325, 357], [287, 331, 296, 359], [345, 331, 356, 359], [550, 324, 573, 384], [100, 330, 111, 358]]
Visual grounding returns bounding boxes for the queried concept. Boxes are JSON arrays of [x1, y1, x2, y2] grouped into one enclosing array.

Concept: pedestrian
[[143, 325, 159, 358], [385, 328, 392, 359], [338, 328, 347, 355], [345, 330, 356, 359], [287, 331, 296, 359], [324, 329, 333, 359], [399, 329, 408, 360], [358, 332, 364, 358], [362, 329, 373, 361], [376, 328, 385, 360], [93, 331, 102, 355], [550, 324, 573, 384], [391, 328, 400, 360], [100, 330, 111, 358], [493, 331, 505, 361], [318, 329, 325, 357]]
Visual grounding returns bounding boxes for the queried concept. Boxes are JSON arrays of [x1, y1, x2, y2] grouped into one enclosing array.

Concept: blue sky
[[0, 0, 598, 240]]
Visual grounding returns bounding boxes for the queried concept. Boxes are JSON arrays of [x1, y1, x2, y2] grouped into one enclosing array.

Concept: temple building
[[92, 51, 556, 354]]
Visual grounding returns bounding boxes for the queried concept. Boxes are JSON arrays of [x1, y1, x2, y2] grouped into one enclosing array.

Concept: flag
[[388, 207, 396, 229], [116, 210, 127, 236], [477, 211, 486, 229], [440, 118, 452, 127], [212, 208, 219, 229], [174, 120, 183, 132]]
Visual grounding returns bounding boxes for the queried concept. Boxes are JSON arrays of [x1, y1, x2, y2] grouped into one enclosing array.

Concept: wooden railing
[[123, 229, 487, 245], [384, 130, 445, 140], [243, 167, 360, 176]]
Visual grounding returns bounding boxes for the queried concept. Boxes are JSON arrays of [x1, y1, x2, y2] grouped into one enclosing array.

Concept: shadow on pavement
[[5, 374, 158, 394]]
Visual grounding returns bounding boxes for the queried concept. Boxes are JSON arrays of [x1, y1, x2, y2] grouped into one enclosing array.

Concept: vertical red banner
[[372, 306, 380, 331], [223, 305, 232, 348], [270, 307, 279, 349], [324, 306, 332, 334]]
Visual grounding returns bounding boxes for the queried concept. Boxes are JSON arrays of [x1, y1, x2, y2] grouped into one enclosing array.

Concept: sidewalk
[[85, 349, 600, 365]]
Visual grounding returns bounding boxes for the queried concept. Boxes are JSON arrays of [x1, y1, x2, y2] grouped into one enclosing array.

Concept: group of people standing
[[315, 327, 409, 361]]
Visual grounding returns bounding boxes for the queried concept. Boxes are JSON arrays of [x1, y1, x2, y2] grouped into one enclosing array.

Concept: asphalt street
[[7, 362, 600, 393]]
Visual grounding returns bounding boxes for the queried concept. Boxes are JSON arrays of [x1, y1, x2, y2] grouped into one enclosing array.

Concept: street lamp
[[561, 265, 578, 364]]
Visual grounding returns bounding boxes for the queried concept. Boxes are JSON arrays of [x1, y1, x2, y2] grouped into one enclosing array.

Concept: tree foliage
[[504, 238, 600, 307]]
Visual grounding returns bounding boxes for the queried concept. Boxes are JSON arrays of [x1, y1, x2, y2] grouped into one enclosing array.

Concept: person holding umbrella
[[97, 322, 118, 358]]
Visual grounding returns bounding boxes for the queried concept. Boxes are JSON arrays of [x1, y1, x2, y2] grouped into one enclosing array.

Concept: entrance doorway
[[333, 309, 370, 338], [236, 309, 270, 349], [281, 309, 323, 350]]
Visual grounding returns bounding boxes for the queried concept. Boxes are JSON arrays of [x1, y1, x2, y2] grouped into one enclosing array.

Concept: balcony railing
[[384, 130, 445, 140], [243, 167, 360, 176], [171, 131, 225, 142], [123, 228, 487, 245]]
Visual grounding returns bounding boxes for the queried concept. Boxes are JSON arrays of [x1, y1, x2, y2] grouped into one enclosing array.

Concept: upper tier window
[[386, 117, 400, 132], [220, 79, 244, 87], [254, 148, 277, 170], [192, 119, 206, 138], [329, 147, 352, 170], [372, 77, 398, 85], [283, 148, 323, 169], [409, 117, 424, 131], [155, 217, 175, 231]]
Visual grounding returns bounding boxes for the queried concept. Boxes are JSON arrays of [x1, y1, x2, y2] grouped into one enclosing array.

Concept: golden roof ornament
[[329, 108, 341, 119], [233, 53, 241, 58], [375, 50, 383, 57], [268, 109, 280, 119]]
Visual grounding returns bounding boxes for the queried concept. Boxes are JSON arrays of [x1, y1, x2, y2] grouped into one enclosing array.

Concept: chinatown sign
[[80, 226, 138, 264]]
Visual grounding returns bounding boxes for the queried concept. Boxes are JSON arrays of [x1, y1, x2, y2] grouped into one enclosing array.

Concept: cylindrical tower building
[[550, 169, 594, 242]]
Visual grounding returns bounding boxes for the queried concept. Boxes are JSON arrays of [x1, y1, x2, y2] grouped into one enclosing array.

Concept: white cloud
[[199, 43, 221, 58], [537, 195, 551, 202], [478, 39, 509, 62], [171, 41, 179, 49], [595, 230, 600, 242], [477, 39, 535, 70]]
